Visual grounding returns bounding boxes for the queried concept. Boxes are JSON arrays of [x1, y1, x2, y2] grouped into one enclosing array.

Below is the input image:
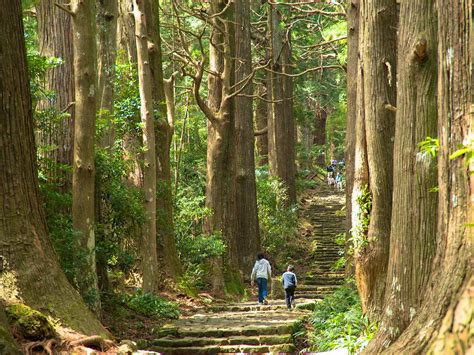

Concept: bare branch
[[55, 2, 75, 16]]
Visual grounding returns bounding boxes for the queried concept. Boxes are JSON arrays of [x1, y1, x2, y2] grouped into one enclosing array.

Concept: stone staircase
[[150, 186, 345, 354]]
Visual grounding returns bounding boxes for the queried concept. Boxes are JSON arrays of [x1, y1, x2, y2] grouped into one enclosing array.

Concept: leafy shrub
[[256, 168, 298, 256], [124, 290, 179, 319], [308, 285, 377, 354], [178, 264, 206, 297]]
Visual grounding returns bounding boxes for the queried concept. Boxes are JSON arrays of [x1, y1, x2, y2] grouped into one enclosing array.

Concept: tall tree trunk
[[132, 0, 160, 293], [144, 0, 182, 280], [351, 52, 369, 296], [368, 0, 473, 352], [354, 0, 397, 320], [96, 0, 118, 292], [0, 0, 105, 335], [228, 0, 261, 275], [117, 0, 137, 63], [313, 104, 327, 166], [255, 84, 268, 166], [344, 0, 359, 277], [267, 3, 297, 204], [36, 0, 75, 187], [203, 0, 234, 293], [97, 0, 118, 149], [366, 0, 438, 349], [70, 0, 100, 311]]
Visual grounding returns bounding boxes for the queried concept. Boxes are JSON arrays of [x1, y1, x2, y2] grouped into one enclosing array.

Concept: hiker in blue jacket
[[282, 265, 297, 310]]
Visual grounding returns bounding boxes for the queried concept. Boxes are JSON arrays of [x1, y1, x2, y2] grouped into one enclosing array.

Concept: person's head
[[287, 265, 294, 272], [257, 252, 265, 260]]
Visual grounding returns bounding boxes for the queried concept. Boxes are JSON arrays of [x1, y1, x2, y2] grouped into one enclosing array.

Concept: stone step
[[207, 299, 315, 313], [296, 285, 340, 291], [153, 334, 292, 348], [154, 310, 305, 339], [303, 278, 344, 286], [150, 343, 296, 354]]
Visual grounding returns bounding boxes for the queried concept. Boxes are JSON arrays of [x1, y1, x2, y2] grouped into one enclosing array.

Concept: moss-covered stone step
[[207, 299, 315, 312], [153, 334, 292, 347], [150, 343, 295, 354], [296, 285, 340, 291], [154, 310, 306, 339], [303, 278, 345, 285]]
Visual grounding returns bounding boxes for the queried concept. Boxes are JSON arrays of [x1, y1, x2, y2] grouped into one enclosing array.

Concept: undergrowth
[[307, 284, 377, 354]]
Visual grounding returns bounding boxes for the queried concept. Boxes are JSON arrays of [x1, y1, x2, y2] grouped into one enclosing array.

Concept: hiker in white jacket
[[251, 253, 272, 305]]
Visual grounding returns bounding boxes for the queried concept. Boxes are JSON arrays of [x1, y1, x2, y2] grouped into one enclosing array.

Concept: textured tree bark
[[70, 0, 100, 311], [96, 0, 118, 292], [368, 0, 473, 352], [228, 0, 261, 275], [267, 3, 297, 204], [117, 0, 137, 63], [144, 0, 182, 280], [351, 51, 370, 302], [365, 0, 438, 349], [36, 0, 75, 187], [344, 0, 358, 277], [97, 0, 118, 149], [354, 0, 397, 321], [0, 0, 105, 335], [203, 0, 233, 293], [255, 84, 269, 166], [132, 0, 160, 293]]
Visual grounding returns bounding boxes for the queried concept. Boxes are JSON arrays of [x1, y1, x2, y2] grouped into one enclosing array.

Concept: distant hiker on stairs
[[251, 253, 272, 305]]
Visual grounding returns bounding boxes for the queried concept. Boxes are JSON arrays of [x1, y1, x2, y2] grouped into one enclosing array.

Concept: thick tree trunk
[[36, 0, 75, 187], [368, 1, 473, 352], [132, 0, 160, 293], [203, 0, 233, 293], [354, 0, 397, 321], [255, 84, 269, 166], [97, 0, 118, 149], [267, 3, 297, 204], [70, 0, 100, 311], [228, 0, 261, 275], [344, 0, 359, 277], [205, 0, 230, 237], [365, 0, 438, 349], [0, 0, 105, 335], [144, 0, 182, 280]]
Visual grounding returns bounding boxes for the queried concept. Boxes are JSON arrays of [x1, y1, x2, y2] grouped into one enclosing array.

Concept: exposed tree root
[[66, 335, 115, 351], [23, 338, 56, 355]]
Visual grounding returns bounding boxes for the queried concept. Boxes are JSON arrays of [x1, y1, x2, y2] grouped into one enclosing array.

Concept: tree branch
[[54, 2, 75, 16]]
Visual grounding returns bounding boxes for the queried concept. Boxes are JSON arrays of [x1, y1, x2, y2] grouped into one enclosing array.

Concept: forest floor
[[144, 183, 346, 354]]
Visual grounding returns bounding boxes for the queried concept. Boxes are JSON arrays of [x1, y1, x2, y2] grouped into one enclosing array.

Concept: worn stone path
[[151, 186, 345, 354]]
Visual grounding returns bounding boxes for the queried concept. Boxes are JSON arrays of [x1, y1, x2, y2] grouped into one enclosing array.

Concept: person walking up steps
[[251, 253, 272, 305], [282, 265, 297, 310]]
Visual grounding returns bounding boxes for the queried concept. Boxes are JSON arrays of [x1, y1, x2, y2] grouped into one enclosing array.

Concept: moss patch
[[6, 303, 56, 340]]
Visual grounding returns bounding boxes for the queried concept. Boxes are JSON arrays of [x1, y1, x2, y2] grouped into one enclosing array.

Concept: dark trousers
[[284, 286, 296, 309], [256, 277, 268, 303]]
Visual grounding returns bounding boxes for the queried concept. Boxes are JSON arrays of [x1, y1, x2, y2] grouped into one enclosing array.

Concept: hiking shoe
[[258, 302, 263, 305], [263, 299, 269, 305]]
